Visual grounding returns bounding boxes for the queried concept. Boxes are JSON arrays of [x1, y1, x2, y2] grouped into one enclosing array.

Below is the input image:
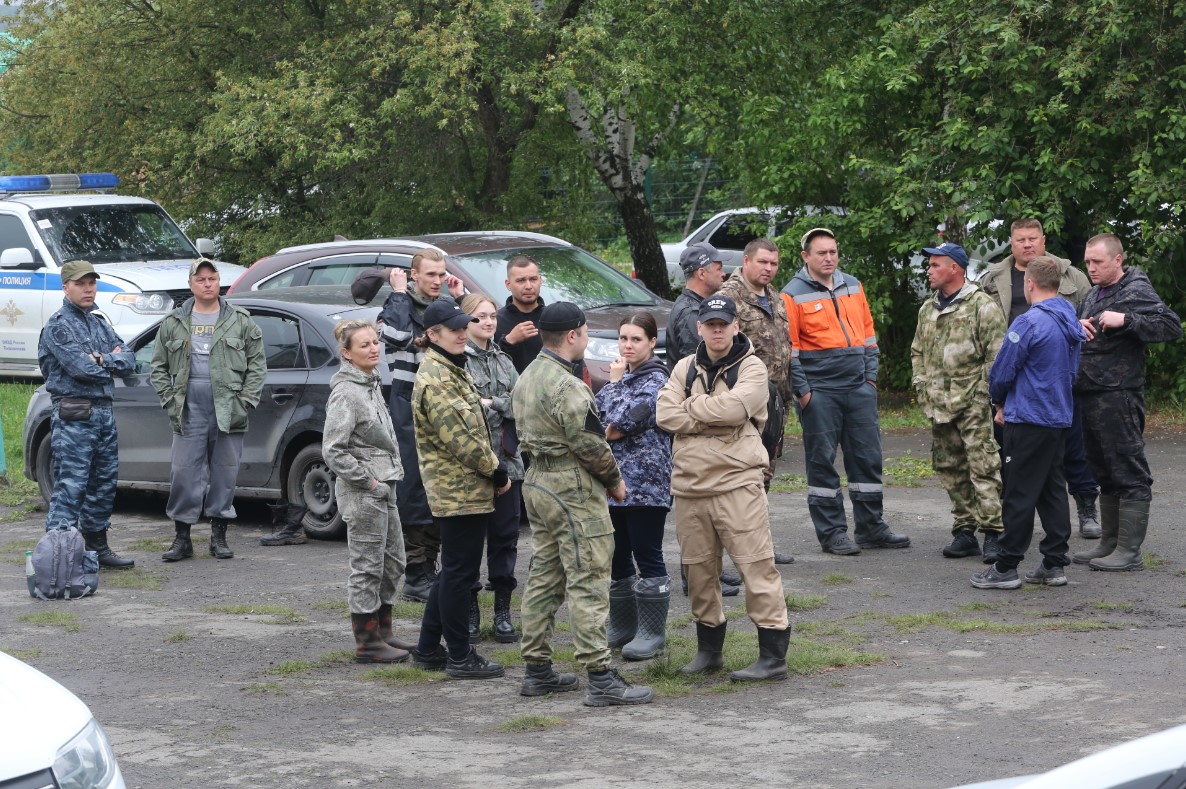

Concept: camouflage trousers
[[46, 401, 118, 534], [931, 407, 1003, 533], [520, 466, 615, 671], [337, 479, 406, 614]]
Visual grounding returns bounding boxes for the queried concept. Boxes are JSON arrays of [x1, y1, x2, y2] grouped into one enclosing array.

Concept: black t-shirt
[[1008, 266, 1029, 326], [495, 297, 545, 373]]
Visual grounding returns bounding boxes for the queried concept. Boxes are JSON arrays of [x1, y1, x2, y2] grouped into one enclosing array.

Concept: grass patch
[[724, 602, 750, 621], [870, 591, 893, 599], [212, 723, 235, 740], [488, 648, 526, 668], [957, 601, 1001, 612], [770, 473, 808, 493], [361, 665, 438, 686], [668, 612, 695, 629], [319, 650, 356, 665], [19, 610, 81, 632], [1, 647, 43, 660], [882, 452, 934, 486], [125, 537, 170, 553], [877, 610, 1124, 635], [388, 600, 425, 619], [203, 604, 306, 624], [244, 682, 288, 695], [822, 573, 852, 586], [164, 630, 193, 644], [101, 567, 165, 590], [1144, 553, 1169, 571], [1091, 600, 1135, 612], [0, 382, 40, 507], [786, 594, 827, 612], [268, 660, 314, 676], [313, 600, 349, 613], [496, 715, 567, 733], [0, 538, 38, 565]]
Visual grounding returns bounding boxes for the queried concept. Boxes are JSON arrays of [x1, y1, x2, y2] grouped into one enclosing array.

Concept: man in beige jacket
[[657, 294, 790, 682]]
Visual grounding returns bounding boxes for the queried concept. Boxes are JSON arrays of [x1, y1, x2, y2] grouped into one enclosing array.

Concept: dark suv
[[227, 231, 673, 388]]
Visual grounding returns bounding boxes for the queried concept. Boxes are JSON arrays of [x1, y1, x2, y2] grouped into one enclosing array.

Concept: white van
[[0, 173, 246, 377], [0, 650, 126, 788]]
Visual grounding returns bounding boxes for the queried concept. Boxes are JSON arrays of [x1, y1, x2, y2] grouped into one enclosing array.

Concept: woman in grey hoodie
[[323, 319, 411, 664], [460, 293, 524, 644]]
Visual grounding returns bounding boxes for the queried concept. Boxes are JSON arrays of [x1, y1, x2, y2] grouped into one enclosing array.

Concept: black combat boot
[[350, 612, 408, 664], [622, 576, 669, 661], [607, 575, 638, 649], [161, 521, 194, 562], [520, 661, 579, 696], [85, 529, 135, 568], [942, 529, 981, 558], [261, 502, 308, 546], [446, 647, 505, 679], [1074, 493, 1101, 539], [584, 668, 653, 707], [410, 644, 448, 671], [681, 621, 726, 675], [468, 592, 481, 644], [209, 519, 234, 559], [401, 563, 432, 603], [377, 603, 417, 651], [729, 626, 791, 682], [492, 588, 519, 643]]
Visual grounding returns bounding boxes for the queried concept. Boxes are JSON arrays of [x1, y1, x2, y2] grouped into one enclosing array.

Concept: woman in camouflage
[[408, 297, 512, 680], [323, 319, 411, 664]]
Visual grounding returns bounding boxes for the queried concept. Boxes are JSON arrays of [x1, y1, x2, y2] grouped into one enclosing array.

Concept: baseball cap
[[423, 297, 477, 330], [922, 242, 970, 269], [188, 257, 219, 278], [351, 266, 390, 305], [60, 260, 99, 282], [538, 302, 587, 332], [698, 293, 737, 324], [679, 242, 722, 275], [800, 227, 836, 251]]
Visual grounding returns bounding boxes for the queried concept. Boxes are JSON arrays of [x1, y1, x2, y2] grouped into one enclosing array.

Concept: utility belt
[[527, 454, 579, 472], [55, 396, 111, 422]]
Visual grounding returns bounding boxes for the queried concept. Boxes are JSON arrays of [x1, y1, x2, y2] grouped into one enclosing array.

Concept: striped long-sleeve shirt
[[378, 289, 434, 394]]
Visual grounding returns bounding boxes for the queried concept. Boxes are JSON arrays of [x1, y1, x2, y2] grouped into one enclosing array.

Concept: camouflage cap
[[60, 260, 99, 282], [188, 257, 218, 278]]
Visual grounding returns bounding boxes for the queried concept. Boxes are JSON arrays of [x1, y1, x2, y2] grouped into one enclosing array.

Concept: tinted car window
[[254, 313, 305, 369], [709, 216, 764, 251], [457, 246, 654, 309], [31, 205, 197, 263], [304, 322, 335, 369], [306, 253, 382, 286], [0, 214, 34, 254], [259, 269, 301, 290]]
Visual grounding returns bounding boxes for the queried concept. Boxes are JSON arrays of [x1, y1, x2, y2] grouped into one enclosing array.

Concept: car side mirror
[[195, 238, 216, 256], [0, 247, 36, 269]]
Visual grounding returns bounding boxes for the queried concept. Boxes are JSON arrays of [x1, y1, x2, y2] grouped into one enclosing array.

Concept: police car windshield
[[31, 205, 198, 264], [456, 246, 656, 310]]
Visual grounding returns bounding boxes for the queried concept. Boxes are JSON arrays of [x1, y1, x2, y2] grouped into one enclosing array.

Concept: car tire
[[35, 431, 55, 505], [286, 443, 345, 540]]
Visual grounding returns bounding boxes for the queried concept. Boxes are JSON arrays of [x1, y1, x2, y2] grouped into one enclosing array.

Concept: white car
[[662, 207, 789, 287], [0, 650, 126, 788], [952, 723, 1186, 788]]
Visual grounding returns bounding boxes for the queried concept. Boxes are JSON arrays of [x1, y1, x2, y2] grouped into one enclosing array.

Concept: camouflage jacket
[[465, 338, 524, 480], [595, 357, 672, 509], [718, 272, 793, 402], [323, 362, 403, 491], [511, 349, 622, 491], [412, 347, 500, 517], [38, 297, 135, 402], [911, 281, 1006, 423]]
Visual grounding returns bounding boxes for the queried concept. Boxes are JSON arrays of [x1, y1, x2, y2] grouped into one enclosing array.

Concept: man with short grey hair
[[666, 242, 727, 371]]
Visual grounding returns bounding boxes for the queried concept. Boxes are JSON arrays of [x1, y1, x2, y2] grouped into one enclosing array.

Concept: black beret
[[538, 301, 586, 332]]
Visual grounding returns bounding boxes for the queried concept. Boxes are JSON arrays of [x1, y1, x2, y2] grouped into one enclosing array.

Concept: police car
[[0, 173, 246, 377]]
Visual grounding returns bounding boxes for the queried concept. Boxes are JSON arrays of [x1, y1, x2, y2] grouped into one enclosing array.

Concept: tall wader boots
[[1073, 494, 1120, 565], [681, 622, 727, 675], [261, 502, 308, 546], [492, 588, 519, 643], [85, 529, 135, 568], [520, 661, 579, 696], [209, 519, 234, 559], [1089, 499, 1150, 572], [161, 521, 194, 562], [351, 612, 409, 663], [622, 576, 670, 661], [401, 562, 432, 603], [1075, 493, 1102, 539], [377, 603, 417, 651], [584, 669, 653, 707], [607, 575, 638, 649], [730, 626, 791, 682]]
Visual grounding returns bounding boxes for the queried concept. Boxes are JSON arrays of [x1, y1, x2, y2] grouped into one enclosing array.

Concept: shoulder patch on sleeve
[[1007, 331, 1021, 343], [51, 325, 73, 345], [583, 406, 604, 436]]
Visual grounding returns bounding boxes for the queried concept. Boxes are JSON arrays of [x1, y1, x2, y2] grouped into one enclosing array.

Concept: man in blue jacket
[[972, 256, 1086, 589]]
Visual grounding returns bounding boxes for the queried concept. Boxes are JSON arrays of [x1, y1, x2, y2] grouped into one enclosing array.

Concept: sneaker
[[970, 564, 1022, 590], [982, 531, 1003, 565], [773, 552, 796, 565], [446, 647, 505, 680], [942, 530, 981, 558], [1024, 564, 1068, 586], [410, 644, 448, 671], [857, 530, 911, 549], [822, 534, 861, 556]]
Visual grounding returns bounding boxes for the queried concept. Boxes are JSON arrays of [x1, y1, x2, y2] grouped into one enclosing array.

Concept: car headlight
[[53, 718, 120, 789], [584, 337, 620, 362], [111, 291, 171, 313]]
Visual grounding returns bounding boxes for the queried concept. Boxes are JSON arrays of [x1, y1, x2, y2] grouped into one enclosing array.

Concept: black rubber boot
[[681, 621, 727, 675], [261, 502, 308, 546], [492, 588, 519, 643], [607, 575, 638, 649], [208, 519, 234, 559], [161, 521, 193, 562], [1090, 499, 1149, 572], [1074, 494, 1119, 564], [351, 612, 408, 664], [622, 576, 669, 661], [520, 661, 579, 696], [377, 603, 417, 651], [401, 562, 432, 603], [584, 668, 653, 706], [729, 626, 791, 682], [446, 647, 505, 679], [85, 529, 135, 568], [468, 592, 481, 644]]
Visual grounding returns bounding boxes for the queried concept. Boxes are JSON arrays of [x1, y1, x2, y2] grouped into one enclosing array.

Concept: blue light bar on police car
[[0, 173, 120, 194]]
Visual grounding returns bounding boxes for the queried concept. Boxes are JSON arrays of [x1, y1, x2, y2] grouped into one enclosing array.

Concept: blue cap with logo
[[679, 242, 723, 275], [922, 242, 970, 269]]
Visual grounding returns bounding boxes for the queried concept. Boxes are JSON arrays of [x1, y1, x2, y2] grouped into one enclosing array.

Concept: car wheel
[[286, 443, 345, 540], [35, 431, 54, 505]]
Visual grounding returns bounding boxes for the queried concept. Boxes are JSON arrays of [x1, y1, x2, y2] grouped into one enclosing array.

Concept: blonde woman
[[323, 319, 411, 663]]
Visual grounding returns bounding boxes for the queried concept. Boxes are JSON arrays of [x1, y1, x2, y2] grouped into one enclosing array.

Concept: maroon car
[[228, 231, 674, 387]]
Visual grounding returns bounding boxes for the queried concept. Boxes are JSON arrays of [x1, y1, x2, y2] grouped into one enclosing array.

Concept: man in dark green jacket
[[150, 259, 265, 562]]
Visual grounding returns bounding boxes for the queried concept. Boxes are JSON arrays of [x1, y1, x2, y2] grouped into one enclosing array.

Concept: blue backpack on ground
[[30, 527, 99, 600]]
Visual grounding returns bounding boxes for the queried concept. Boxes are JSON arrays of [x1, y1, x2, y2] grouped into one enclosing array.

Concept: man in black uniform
[[1073, 233, 1181, 571], [666, 242, 726, 370], [496, 255, 545, 372]]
